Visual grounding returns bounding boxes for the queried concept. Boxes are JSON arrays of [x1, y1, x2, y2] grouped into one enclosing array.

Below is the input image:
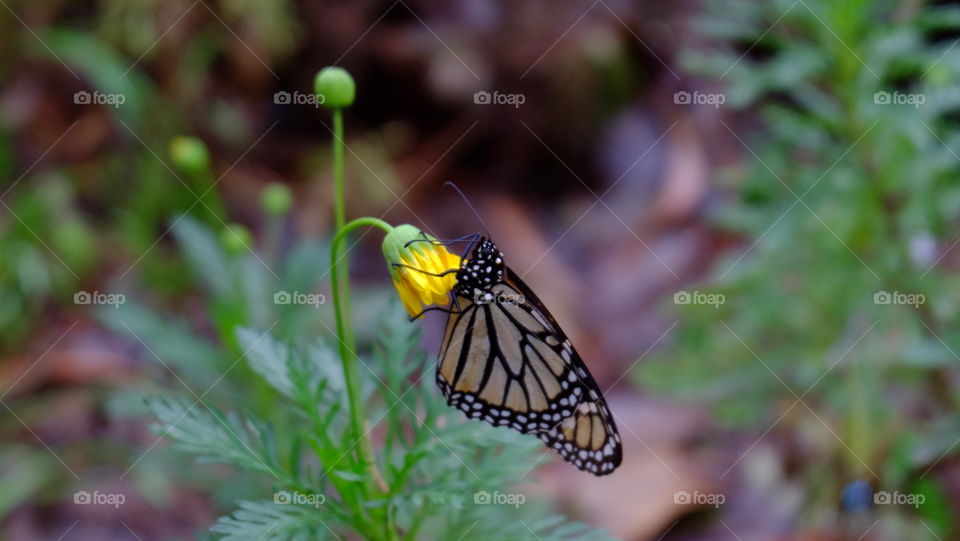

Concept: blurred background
[[2, 0, 960, 539]]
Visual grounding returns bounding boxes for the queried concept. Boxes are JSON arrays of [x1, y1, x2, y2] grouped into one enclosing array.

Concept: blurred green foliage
[[118, 213, 612, 540], [0, 1, 306, 526], [639, 0, 960, 537], [0, 175, 97, 347], [0, 0, 303, 349]]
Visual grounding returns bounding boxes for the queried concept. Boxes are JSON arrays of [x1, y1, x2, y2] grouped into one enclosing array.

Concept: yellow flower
[[382, 225, 461, 318]]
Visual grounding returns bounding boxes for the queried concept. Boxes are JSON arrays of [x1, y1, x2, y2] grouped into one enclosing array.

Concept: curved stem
[[329, 217, 392, 487], [327, 103, 394, 539]]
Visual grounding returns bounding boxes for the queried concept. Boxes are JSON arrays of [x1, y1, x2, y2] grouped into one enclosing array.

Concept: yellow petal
[[441, 245, 462, 268], [393, 278, 423, 318], [398, 264, 432, 300], [441, 250, 461, 285], [412, 250, 450, 297], [406, 269, 438, 307], [432, 288, 451, 306]]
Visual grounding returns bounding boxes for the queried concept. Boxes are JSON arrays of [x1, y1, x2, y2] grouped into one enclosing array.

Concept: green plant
[[137, 68, 613, 540], [638, 0, 960, 537]]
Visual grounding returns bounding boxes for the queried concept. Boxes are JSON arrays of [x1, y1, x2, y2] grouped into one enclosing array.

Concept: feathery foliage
[[135, 216, 613, 540]]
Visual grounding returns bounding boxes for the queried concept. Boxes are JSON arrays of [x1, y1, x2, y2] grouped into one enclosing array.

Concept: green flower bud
[[221, 223, 254, 254], [382, 224, 428, 278], [314, 67, 356, 108], [169, 136, 210, 175], [262, 183, 293, 215]]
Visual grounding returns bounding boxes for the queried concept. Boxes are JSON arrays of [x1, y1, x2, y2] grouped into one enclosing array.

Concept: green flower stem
[[323, 70, 397, 539], [329, 217, 392, 487], [333, 109, 346, 230], [330, 107, 347, 364]]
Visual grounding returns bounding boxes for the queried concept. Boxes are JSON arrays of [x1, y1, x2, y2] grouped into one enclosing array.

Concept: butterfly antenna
[[444, 181, 491, 237]]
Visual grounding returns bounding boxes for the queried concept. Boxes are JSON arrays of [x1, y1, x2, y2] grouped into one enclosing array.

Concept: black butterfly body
[[434, 237, 622, 475]]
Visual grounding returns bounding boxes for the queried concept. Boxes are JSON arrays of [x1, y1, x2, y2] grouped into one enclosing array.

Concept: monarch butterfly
[[405, 234, 623, 476]]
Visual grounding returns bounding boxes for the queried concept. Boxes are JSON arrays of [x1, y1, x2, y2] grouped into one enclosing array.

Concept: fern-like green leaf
[[146, 395, 281, 477]]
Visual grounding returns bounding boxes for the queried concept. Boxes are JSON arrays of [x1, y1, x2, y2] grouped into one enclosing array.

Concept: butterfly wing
[[435, 270, 622, 475], [501, 269, 623, 475]]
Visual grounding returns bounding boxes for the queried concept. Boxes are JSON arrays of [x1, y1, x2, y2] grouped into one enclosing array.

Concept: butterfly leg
[[404, 233, 480, 260], [407, 305, 464, 320], [391, 264, 459, 278], [403, 233, 479, 249]]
